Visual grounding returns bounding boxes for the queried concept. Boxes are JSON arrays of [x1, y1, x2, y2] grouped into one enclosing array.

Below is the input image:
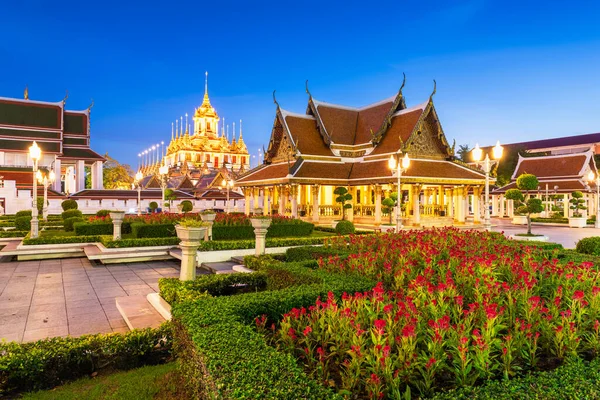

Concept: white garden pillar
[[251, 218, 271, 256], [374, 185, 382, 225], [75, 160, 85, 192], [200, 212, 216, 241], [110, 211, 125, 240], [53, 158, 62, 193], [563, 194, 569, 218], [175, 225, 206, 281], [499, 195, 505, 217]]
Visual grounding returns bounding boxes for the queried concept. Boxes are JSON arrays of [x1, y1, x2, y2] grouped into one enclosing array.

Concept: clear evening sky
[[1, 0, 599, 169]]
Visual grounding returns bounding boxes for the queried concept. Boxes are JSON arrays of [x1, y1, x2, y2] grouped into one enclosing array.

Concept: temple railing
[[319, 205, 342, 216], [353, 205, 376, 216]]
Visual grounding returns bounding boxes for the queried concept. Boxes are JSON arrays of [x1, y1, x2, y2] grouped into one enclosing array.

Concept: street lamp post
[[159, 164, 169, 209], [222, 179, 234, 212], [471, 141, 504, 231], [388, 152, 411, 233], [587, 171, 600, 229], [135, 171, 143, 216], [36, 169, 55, 221], [29, 141, 41, 238]]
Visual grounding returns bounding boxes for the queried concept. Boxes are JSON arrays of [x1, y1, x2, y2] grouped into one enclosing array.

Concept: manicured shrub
[[0, 230, 28, 238], [74, 221, 113, 236], [285, 245, 348, 262], [180, 200, 193, 213], [197, 236, 327, 252], [149, 201, 158, 212], [335, 219, 355, 235], [23, 234, 101, 246], [15, 210, 32, 218], [100, 236, 180, 248], [0, 324, 172, 394], [61, 209, 83, 220], [96, 209, 111, 217], [61, 199, 78, 211], [212, 221, 314, 240], [576, 236, 600, 255], [36, 197, 45, 215], [63, 216, 84, 232], [14, 216, 31, 231], [131, 222, 175, 238]]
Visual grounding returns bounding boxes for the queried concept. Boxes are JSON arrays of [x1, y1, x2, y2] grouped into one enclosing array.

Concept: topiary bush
[[335, 220, 355, 235], [61, 199, 78, 211], [576, 236, 600, 256], [15, 210, 32, 218], [61, 209, 83, 220], [14, 216, 31, 231], [96, 209, 111, 217], [149, 201, 158, 212], [180, 200, 193, 213], [63, 216, 84, 232]]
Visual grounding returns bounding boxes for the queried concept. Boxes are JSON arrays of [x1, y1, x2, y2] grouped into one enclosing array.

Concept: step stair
[[86, 244, 173, 264], [115, 296, 165, 331]]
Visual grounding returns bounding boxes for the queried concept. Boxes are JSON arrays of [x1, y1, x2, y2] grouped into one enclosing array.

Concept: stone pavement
[[492, 218, 600, 249], [0, 257, 181, 343]]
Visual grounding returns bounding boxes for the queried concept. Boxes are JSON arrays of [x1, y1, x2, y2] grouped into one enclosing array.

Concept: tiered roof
[[237, 82, 483, 187], [0, 93, 104, 162], [493, 150, 598, 194]]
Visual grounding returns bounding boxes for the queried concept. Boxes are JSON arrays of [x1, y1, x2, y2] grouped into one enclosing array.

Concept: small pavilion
[[236, 80, 489, 226]]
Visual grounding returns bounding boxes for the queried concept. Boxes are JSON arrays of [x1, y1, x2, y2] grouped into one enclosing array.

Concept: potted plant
[[175, 218, 208, 242], [505, 174, 545, 240], [568, 191, 587, 228], [381, 192, 398, 225], [250, 214, 272, 230], [109, 210, 126, 240], [332, 187, 353, 228], [148, 201, 158, 214], [200, 209, 217, 223]]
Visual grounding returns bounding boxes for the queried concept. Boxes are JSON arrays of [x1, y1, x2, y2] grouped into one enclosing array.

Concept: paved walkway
[[492, 218, 600, 249], [0, 258, 181, 343]]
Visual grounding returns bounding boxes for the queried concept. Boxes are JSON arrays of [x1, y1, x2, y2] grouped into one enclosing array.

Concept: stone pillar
[[473, 187, 481, 224], [253, 188, 260, 213], [374, 184, 382, 225], [499, 195, 505, 217], [446, 189, 454, 218], [456, 187, 466, 224], [452, 188, 458, 222], [180, 241, 198, 281], [110, 211, 125, 240], [91, 161, 103, 190], [412, 185, 421, 226], [563, 194, 569, 218], [347, 186, 354, 222], [290, 184, 298, 218], [491, 195, 498, 216], [507, 199, 514, 217], [278, 186, 285, 215], [75, 159, 85, 192], [244, 188, 251, 216], [311, 185, 320, 223], [53, 158, 62, 193], [438, 185, 444, 207], [263, 188, 270, 215], [251, 219, 271, 256]]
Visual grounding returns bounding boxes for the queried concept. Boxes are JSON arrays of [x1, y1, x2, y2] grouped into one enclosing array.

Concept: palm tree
[[457, 144, 472, 162]]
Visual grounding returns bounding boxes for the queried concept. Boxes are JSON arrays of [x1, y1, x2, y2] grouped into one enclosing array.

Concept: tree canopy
[[103, 154, 134, 189]]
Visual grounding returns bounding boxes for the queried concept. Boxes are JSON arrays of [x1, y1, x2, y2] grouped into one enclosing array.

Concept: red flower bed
[[214, 212, 305, 226], [263, 228, 600, 398]]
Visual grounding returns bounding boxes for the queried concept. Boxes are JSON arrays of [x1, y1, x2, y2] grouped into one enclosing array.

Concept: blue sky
[[1, 0, 599, 168]]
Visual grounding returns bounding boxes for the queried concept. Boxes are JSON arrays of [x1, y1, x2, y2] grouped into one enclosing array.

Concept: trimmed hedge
[[14, 216, 31, 231], [198, 236, 327, 252], [512, 241, 564, 251], [63, 216, 83, 232], [212, 222, 314, 240], [61, 199, 78, 211], [96, 209, 111, 217], [0, 230, 28, 238], [314, 226, 372, 235], [170, 261, 375, 399], [74, 221, 132, 236], [285, 245, 349, 262], [22, 235, 103, 246], [0, 325, 172, 395], [101, 236, 180, 248], [160, 272, 268, 305], [432, 357, 600, 400], [61, 209, 82, 220], [335, 220, 355, 234], [15, 210, 32, 218], [131, 222, 176, 238], [576, 236, 600, 255]]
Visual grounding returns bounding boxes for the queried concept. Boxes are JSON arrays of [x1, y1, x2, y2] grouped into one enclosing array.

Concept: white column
[[291, 185, 298, 218], [53, 158, 62, 192], [262, 188, 270, 215], [312, 185, 320, 223], [473, 188, 481, 224], [457, 187, 466, 223], [91, 161, 103, 190], [491, 195, 498, 216], [412, 186, 420, 225], [563, 194, 569, 218], [508, 199, 514, 217], [244, 188, 251, 215], [374, 185, 382, 225], [499, 195, 505, 217], [75, 160, 85, 192]]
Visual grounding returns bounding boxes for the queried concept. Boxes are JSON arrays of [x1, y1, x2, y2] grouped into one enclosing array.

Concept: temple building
[[0, 89, 104, 196], [158, 73, 250, 175], [236, 80, 490, 226]]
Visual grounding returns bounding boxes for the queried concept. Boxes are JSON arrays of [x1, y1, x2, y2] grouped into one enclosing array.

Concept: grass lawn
[[21, 363, 185, 400], [310, 230, 335, 237]]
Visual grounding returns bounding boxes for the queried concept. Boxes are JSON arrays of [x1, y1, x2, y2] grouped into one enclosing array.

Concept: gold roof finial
[[24, 85, 29, 100], [239, 119, 243, 140], [205, 71, 208, 97], [171, 122, 174, 141]]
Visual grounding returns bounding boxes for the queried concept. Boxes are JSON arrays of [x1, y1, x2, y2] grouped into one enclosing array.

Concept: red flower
[[288, 328, 297, 340], [426, 357, 437, 369], [374, 319, 386, 333], [402, 324, 416, 338], [573, 290, 585, 301], [303, 326, 312, 336]]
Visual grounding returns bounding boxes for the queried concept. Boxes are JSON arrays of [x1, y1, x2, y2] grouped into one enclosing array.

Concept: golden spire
[[239, 119, 243, 140], [24, 85, 29, 100], [171, 122, 174, 141]]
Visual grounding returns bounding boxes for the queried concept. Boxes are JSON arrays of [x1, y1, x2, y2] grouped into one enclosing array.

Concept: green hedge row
[[0, 230, 28, 238], [74, 221, 132, 236], [212, 222, 314, 240], [197, 236, 327, 252], [432, 357, 600, 400], [285, 245, 349, 262], [313, 226, 373, 235], [576, 236, 600, 255], [131, 222, 176, 238], [100, 236, 180, 248], [0, 325, 172, 394], [22, 235, 103, 246], [159, 272, 268, 305], [170, 261, 375, 399]]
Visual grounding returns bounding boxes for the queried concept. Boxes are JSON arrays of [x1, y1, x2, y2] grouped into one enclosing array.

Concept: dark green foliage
[[212, 221, 314, 240], [131, 223, 175, 238], [505, 188, 524, 203], [382, 193, 397, 224], [0, 324, 172, 395], [180, 200, 193, 213], [431, 358, 600, 400], [61, 209, 83, 220], [61, 199, 78, 211], [285, 245, 348, 262], [170, 262, 374, 399], [96, 209, 111, 217], [74, 221, 112, 236], [197, 236, 327, 252], [334, 186, 352, 220], [0, 230, 28, 238], [313, 226, 372, 235], [516, 173, 539, 191], [15, 216, 31, 231], [512, 241, 564, 251], [576, 236, 600, 255], [100, 237, 180, 248], [507, 174, 542, 235], [569, 191, 587, 217], [159, 272, 268, 305], [15, 210, 32, 218], [22, 235, 103, 245], [36, 197, 45, 215], [63, 216, 84, 232], [149, 201, 158, 211], [335, 220, 355, 235]]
